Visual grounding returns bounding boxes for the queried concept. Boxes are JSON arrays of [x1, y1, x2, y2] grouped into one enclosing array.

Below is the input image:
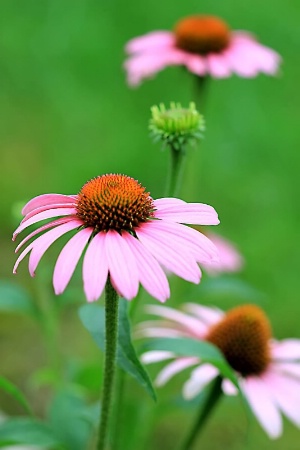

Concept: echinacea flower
[[13, 174, 219, 302], [140, 303, 300, 438], [125, 15, 281, 86]]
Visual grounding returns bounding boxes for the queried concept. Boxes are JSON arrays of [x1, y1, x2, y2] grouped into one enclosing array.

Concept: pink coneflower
[[125, 15, 281, 86], [13, 174, 219, 303], [140, 303, 300, 438], [200, 231, 244, 275]]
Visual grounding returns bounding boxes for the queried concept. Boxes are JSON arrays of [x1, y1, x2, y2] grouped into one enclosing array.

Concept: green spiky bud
[[149, 102, 205, 150]]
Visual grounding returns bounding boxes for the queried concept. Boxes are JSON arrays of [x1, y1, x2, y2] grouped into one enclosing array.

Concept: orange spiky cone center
[[174, 15, 231, 55], [206, 305, 271, 376], [76, 174, 154, 233]]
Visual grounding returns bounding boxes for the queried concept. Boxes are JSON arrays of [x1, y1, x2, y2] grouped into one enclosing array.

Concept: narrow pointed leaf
[[0, 377, 32, 415]]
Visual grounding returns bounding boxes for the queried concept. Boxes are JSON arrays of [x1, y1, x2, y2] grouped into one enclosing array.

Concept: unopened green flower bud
[[149, 102, 205, 150]]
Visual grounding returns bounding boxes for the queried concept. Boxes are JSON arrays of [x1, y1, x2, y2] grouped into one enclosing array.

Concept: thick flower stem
[[193, 75, 209, 110], [177, 377, 223, 450], [165, 144, 187, 197], [96, 278, 119, 450]]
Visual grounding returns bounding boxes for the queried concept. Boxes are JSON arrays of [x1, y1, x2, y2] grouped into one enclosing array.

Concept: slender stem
[[193, 75, 209, 111], [165, 144, 187, 197], [96, 278, 119, 450], [177, 377, 223, 450]]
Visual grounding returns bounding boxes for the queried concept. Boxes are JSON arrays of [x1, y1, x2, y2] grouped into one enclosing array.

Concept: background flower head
[[13, 174, 219, 302], [125, 14, 281, 86], [140, 303, 300, 438]]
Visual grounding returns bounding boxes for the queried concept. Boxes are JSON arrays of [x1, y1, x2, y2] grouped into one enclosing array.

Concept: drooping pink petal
[[183, 364, 219, 399], [22, 203, 77, 222], [105, 230, 139, 300], [28, 220, 82, 276], [241, 376, 282, 438], [155, 357, 199, 387], [15, 217, 74, 253], [206, 53, 232, 78], [123, 232, 170, 302], [136, 225, 201, 284], [222, 379, 238, 396], [271, 339, 300, 360], [82, 233, 108, 302], [261, 370, 300, 427], [22, 194, 77, 216], [144, 220, 219, 263], [183, 303, 224, 325], [53, 228, 93, 295], [145, 305, 207, 338], [225, 35, 261, 78], [182, 53, 207, 76], [135, 326, 187, 339], [126, 31, 175, 54], [125, 48, 188, 87], [202, 232, 244, 275], [272, 361, 300, 379], [13, 243, 34, 274], [154, 202, 219, 225], [141, 350, 175, 364], [13, 208, 77, 240]]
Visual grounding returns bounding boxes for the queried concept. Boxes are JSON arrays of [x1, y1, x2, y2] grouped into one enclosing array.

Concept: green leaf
[[0, 281, 37, 316], [79, 301, 156, 400], [199, 276, 265, 302], [0, 418, 62, 448], [48, 391, 98, 450], [0, 377, 32, 415], [143, 337, 239, 388]]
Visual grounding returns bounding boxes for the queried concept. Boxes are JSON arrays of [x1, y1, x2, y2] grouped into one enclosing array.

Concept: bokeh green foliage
[[1, 0, 300, 449]]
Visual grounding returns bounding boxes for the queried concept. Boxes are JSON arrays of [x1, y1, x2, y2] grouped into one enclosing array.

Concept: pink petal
[[201, 232, 244, 275], [135, 327, 187, 339], [82, 232, 108, 302], [141, 350, 175, 364], [13, 243, 34, 274], [15, 217, 74, 253], [154, 202, 219, 225], [125, 47, 188, 87], [153, 198, 186, 209], [206, 53, 232, 78], [136, 224, 201, 284], [13, 208, 77, 240], [122, 232, 170, 302], [126, 31, 175, 54], [53, 228, 93, 295], [182, 53, 207, 76], [155, 357, 199, 387], [145, 305, 207, 338], [183, 303, 224, 325], [261, 370, 300, 426], [22, 194, 77, 216], [222, 379, 238, 396], [241, 376, 282, 438], [272, 361, 300, 379], [271, 339, 300, 360], [105, 230, 139, 300], [145, 220, 219, 263], [28, 220, 82, 276], [183, 364, 219, 399], [22, 202, 76, 222]]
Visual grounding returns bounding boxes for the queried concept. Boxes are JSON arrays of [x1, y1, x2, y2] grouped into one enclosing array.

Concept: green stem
[[177, 376, 223, 450], [165, 144, 187, 197], [96, 278, 119, 450], [193, 75, 209, 111]]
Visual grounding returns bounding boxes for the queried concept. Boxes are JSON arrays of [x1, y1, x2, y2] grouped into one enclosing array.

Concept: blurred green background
[[1, 0, 300, 449]]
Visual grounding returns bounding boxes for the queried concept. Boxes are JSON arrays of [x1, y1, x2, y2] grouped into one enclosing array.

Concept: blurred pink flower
[[13, 174, 219, 302], [140, 303, 300, 438], [201, 232, 244, 275], [125, 15, 281, 86]]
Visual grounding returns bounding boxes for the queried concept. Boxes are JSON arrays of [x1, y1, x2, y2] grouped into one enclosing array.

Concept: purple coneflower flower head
[[13, 174, 219, 302], [140, 303, 300, 438], [125, 15, 281, 86]]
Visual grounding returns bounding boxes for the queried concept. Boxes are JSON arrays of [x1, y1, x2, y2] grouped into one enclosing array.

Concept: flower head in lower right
[[139, 303, 300, 438]]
